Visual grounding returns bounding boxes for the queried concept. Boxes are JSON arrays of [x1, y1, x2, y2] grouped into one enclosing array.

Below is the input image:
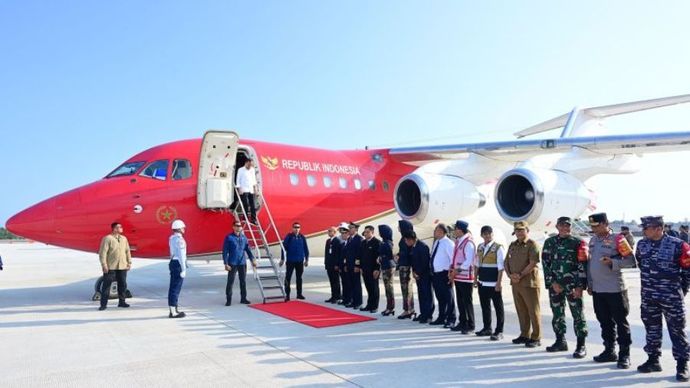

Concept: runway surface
[[0, 242, 688, 387]]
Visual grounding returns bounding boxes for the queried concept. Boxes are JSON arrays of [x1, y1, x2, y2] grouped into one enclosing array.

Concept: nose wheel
[[91, 276, 133, 301]]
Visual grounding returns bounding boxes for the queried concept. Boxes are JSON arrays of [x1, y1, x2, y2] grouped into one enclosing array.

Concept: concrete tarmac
[[0, 242, 688, 387]]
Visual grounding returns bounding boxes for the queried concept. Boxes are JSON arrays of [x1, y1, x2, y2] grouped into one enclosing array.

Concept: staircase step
[[262, 285, 283, 290], [259, 275, 279, 280], [257, 265, 274, 269]]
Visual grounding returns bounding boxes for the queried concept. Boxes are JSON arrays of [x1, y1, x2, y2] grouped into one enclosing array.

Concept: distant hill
[[0, 228, 23, 240]]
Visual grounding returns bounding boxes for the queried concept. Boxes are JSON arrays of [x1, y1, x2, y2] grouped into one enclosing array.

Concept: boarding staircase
[[233, 188, 287, 304], [571, 219, 592, 239]]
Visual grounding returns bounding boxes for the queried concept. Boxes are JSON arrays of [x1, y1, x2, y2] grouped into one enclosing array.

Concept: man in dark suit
[[405, 230, 435, 323], [344, 222, 364, 309], [358, 225, 382, 313], [324, 226, 344, 303]]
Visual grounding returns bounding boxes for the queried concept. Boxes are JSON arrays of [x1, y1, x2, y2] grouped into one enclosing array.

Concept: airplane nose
[[6, 198, 56, 241]]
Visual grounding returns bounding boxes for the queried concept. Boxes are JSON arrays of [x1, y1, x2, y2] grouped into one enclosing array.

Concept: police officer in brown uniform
[[505, 221, 542, 348]]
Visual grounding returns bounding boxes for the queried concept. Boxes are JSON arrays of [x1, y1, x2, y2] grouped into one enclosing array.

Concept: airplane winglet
[[514, 93, 690, 138]]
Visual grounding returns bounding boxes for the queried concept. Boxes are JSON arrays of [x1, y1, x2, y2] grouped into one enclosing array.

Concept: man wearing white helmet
[[168, 219, 187, 318]]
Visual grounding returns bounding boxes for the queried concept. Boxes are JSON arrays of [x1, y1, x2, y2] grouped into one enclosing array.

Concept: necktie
[[431, 240, 439, 260]]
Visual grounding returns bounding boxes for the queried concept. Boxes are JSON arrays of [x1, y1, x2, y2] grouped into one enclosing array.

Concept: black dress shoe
[[344, 303, 353, 308], [430, 319, 445, 326], [369, 309, 378, 314], [475, 328, 492, 336], [450, 324, 464, 332], [337, 300, 347, 305], [512, 336, 529, 344], [490, 332, 504, 341], [412, 315, 421, 322], [225, 301, 232, 306], [359, 307, 370, 312], [460, 329, 471, 335], [333, 299, 341, 304], [397, 312, 413, 319], [98, 306, 107, 311], [169, 312, 186, 319], [325, 298, 334, 303], [418, 317, 432, 324], [117, 302, 130, 308], [443, 322, 453, 329], [240, 300, 251, 305], [525, 339, 541, 348], [352, 305, 362, 310], [285, 296, 291, 302], [297, 295, 306, 300]]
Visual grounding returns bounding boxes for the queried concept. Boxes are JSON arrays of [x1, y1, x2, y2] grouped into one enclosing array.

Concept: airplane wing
[[389, 130, 690, 163], [390, 94, 690, 164]]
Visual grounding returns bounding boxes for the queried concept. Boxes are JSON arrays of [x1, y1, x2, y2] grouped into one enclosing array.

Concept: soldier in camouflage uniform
[[636, 216, 690, 382], [542, 216, 588, 358]]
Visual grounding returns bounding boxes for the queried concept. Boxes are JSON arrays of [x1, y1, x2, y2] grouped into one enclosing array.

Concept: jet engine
[[394, 171, 486, 225], [494, 167, 591, 226]]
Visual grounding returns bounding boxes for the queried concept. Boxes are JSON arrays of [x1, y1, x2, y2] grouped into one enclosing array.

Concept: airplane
[[7, 94, 690, 262]]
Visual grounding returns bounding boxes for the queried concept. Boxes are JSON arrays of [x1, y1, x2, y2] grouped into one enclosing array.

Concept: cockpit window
[[172, 159, 192, 180], [139, 160, 169, 180], [106, 161, 146, 178]]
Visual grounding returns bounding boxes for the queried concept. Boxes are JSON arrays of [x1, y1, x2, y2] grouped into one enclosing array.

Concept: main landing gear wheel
[[91, 276, 133, 301]]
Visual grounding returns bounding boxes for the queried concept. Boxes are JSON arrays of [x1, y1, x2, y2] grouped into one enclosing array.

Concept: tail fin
[[514, 94, 690, 138]]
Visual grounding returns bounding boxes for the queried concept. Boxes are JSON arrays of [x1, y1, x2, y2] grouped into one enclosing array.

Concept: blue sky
[[2, 1, 690, 226]]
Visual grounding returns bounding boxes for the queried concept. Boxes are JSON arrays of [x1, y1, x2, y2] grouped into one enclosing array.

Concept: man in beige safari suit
[[98, 222, 132, 310], [505, 221, 542, 348]]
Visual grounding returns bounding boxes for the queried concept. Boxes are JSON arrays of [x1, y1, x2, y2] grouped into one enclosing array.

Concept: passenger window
[[307, 175, 316, 187], [140, 160, 169, 180], [290, 173, 299, 186], [368, 180, 376, 191], [106, 161, 145, 178], [353, 178, 362, 190], [172, 159, 192, 180], [323, 176, 332, 188], [339, 177, 348, 189]]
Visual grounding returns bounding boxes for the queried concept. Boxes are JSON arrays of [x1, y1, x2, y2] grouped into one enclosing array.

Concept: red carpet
[[250, 300, 376, 328]]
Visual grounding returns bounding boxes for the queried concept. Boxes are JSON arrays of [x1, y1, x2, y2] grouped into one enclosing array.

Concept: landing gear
[[91, 276, 133, 301]]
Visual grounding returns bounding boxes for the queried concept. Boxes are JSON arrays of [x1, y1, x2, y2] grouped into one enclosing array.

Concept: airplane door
[[197, 130, 239, 209]]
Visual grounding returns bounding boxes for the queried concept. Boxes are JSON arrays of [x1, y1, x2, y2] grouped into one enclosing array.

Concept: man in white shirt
[[449, 220, 477, 334], [430, 224, 456, 328], [236, 159, 258, 223], [475, 225, 506, 341]]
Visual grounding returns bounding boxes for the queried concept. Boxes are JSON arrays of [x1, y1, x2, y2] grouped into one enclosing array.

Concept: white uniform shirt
[[431, 236, 455, 273], [477, 240, 505, 287], [236, 166, 257, 194], [169, 232, 188, 277]]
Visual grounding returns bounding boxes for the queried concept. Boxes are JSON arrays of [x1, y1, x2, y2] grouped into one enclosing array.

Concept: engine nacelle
[[394, 171, 486, 225], [494, 167, 591, 226]]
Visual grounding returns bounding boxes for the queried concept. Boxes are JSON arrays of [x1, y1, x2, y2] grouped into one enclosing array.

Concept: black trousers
[[593, 290, 632, 346], [478, 285, 504, 333], [285, 261, 304, 297], [326, 266, 341, 300], [362, 269, 380, 310], [240, 192, 256, 220], [432, 271, 455, 324], [349, 267, 363, 306], [100, 269, 127, 307], [340, 267, 352, 304], [226, 264, 247, 302], [416, 273, 435, 319], [454, 281, 475, 330]]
